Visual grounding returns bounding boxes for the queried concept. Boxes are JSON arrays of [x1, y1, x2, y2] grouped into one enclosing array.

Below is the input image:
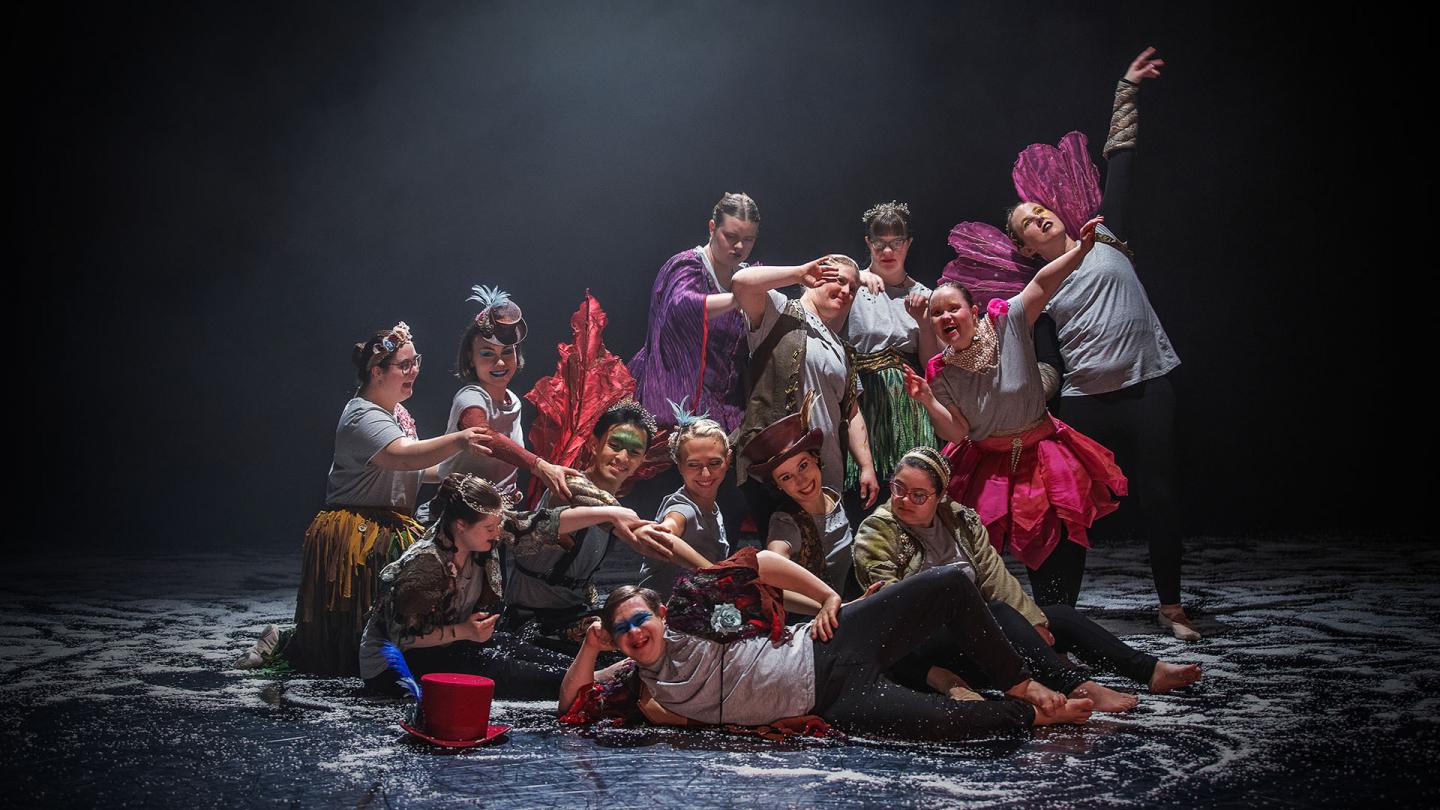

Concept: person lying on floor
[[558, 548, 1093, 739]]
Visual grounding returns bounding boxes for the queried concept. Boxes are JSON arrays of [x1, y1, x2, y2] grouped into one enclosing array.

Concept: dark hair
[[895, 451, 945, 493], [934, 280, 975, 307], [1002, 202, 1028, 247], [602, 585, 663, 630], [454, 325, 526, 383], [712, 192, 760, 227], [352, 329, 400, 387], [430, 472, 506, 553], [764, 448, 824, 504], [863, 200, 912, 239], [593, 401, 657, 445]]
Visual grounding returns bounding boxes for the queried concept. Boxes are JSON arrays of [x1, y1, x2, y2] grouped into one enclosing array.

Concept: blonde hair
[[668, 417, 731, 463]]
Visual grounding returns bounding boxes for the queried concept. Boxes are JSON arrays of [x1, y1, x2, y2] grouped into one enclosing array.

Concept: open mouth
[[488, 369, 511, 378], [1041, 220, 1053, 233]]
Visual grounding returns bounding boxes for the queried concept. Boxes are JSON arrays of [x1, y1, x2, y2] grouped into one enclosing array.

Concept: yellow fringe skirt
[[285, 506, 421, 676]]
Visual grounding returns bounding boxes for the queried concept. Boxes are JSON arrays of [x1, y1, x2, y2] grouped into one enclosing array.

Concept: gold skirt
[[285, 506, 421, 676]]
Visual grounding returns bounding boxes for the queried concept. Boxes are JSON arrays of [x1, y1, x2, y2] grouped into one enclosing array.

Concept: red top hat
[[743, 392, 823, 481], [401, 673, 510, 748]]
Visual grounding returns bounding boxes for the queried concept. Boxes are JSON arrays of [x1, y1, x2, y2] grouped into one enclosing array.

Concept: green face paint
[[606, 425, 647, 455]]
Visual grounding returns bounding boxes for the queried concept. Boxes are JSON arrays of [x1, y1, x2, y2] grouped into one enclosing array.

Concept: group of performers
[[241, 48, 1206, 740]]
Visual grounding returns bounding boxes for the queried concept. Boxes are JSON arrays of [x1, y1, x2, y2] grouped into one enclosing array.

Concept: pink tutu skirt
[[944, 414, 1127, 570]]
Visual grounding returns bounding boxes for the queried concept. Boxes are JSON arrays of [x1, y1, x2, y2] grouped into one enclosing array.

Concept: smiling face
[[806, 260, 859, 322], [609, 595, 667, 665], [770, 450, 823, 508], [370, 342, 420, 403], [928, 285, 979, 349], [586, 422, 649, 492], [889, 464, 940, 527], [452, 512, 505, 554], [1008, 201, 1068, 257], [676, 435, 729, 501], [469, 336, 518, 394], [707, 214, 759, 274]]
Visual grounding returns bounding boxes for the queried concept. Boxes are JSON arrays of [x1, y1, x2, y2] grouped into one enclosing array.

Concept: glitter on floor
[[3, 536, 1436, 807]]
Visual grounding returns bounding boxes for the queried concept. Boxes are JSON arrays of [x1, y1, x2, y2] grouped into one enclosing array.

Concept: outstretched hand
[[460, 426, 495, 456], [534, 459, 580, 500], [1125, 46, 1164, 84], [617, 521, 678, 560], [1072, 216, 1103, 254], [901, 364, 933, 402]]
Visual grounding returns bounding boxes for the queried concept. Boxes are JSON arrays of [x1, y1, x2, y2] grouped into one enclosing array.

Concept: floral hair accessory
[[367, 322, 413, 367], [988, 298, 1010, 318], [862, 200, 911, 225]]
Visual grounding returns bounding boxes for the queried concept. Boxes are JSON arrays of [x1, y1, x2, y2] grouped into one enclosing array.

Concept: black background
[[20, 2, 1408, 554]]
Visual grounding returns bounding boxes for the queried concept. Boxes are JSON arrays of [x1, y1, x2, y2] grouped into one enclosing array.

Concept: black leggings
[[1055, 373, 1183, 604], [891, 601, 1158, 695], [362, 632, 577, 701], [810, 567, 1037, 739], [1027, 534, 1087, 607]]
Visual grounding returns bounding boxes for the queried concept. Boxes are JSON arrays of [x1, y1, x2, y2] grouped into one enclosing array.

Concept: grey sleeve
[[766, 512, 801, 551], [350, 405, 408, 464], [745, 290, 787, 350]]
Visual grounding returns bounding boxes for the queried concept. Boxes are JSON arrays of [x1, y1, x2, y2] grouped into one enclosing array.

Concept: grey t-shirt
[[437, 385, 525, 493], [639, 489, 730, 598], [930, 295, 1047, 441], [747, 291, 860, 492], [1045, 224, 1181, 396], [637, 625, 817, 725], [910, 521, 976, 581], [506, 490, 610, 610], [324, 398, 423, 511], [845, 277, 930, 356], [768, 488, 854, 595]]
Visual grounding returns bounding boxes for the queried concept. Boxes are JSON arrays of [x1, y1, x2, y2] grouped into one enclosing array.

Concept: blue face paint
[[610, 610, 653, 637]]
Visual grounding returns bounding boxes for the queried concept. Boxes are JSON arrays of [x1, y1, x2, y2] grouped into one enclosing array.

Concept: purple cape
[[627, 248, 748, 432]]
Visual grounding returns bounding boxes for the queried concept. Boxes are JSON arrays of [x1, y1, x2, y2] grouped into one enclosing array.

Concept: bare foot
[[1033, 697, 1094, 726], [1071, 680, 1138, 712], [1149, 661, 1203, 693], [1006, 678, 1065, 714]]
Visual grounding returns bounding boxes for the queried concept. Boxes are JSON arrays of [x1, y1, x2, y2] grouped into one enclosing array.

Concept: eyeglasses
[[867, 236, 911, 253], [889, 480, 935, 505], [384, 354, 423, 373], [610, 609, 653, 637]]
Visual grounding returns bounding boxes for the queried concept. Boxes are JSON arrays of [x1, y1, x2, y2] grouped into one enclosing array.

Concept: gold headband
[[900, 448, 950, 494]]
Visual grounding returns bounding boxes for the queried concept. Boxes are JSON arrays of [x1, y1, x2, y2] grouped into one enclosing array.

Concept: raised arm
[[1100, 46, 1163, 239], [731, 259, 841, 326], [1018, 217, 1101, 325]]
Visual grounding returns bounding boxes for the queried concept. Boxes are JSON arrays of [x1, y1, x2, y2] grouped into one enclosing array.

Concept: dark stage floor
[[4, 536, 1437, 807]]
